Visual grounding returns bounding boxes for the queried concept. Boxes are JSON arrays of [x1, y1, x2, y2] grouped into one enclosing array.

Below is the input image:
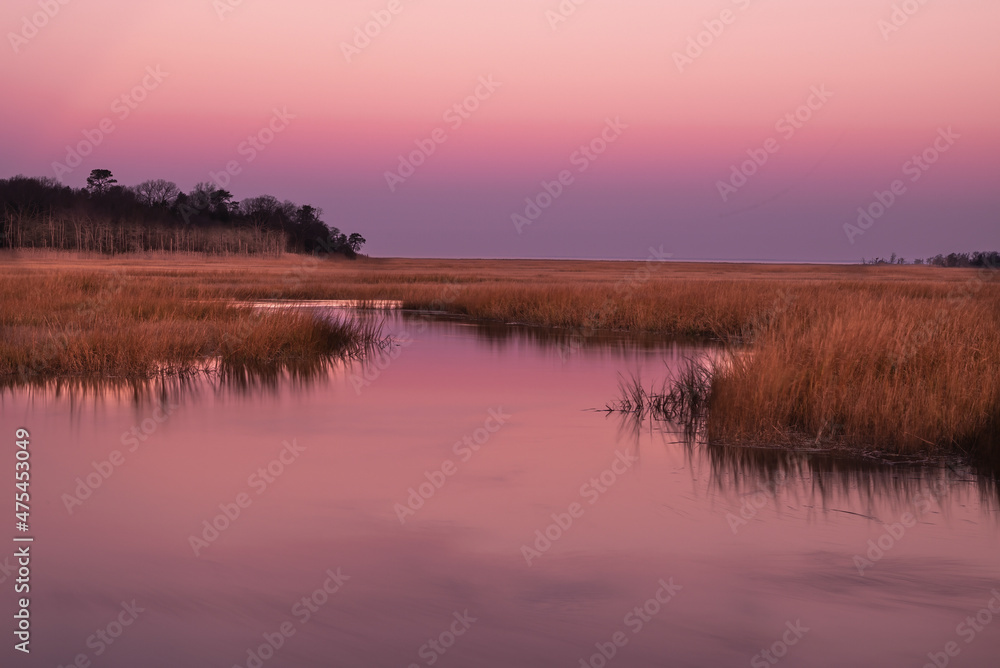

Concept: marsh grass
[[3, 254, 998, 457], [0, 270, 382, 379], [607, 358, 715, 422], [708, 286, 1000, 457], [608, 279, 1000, 458]]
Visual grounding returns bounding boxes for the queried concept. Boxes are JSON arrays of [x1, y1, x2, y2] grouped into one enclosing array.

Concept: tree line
[[0, 170, 366, 257], [862, 252, 1000, 267]]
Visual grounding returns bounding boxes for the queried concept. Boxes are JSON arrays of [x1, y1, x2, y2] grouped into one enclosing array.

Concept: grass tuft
[[606, 358, 715, 423]]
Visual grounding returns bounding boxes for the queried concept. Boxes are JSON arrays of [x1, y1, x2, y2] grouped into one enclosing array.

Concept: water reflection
[[4, 307, 997, 509], [612, 408, 999, 519], [0, 358, 347, 404], [3, 305, 999, 667], [398, 308, 714, 358]]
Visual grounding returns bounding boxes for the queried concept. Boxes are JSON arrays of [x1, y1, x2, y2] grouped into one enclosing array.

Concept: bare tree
[[239, 195, 281, 229], [189, 181, 219, 211], [132, 179, 180, 207]]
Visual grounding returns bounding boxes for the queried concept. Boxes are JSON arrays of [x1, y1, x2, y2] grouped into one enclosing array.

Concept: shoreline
[[2, 253, 997, 462]]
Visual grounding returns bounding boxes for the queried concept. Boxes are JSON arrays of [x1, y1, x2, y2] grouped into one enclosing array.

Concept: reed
[[607, 359, 714, 422], [0, 268, 380, 378], [3, 253, 997, 456], [707, 280, 1000, 456]]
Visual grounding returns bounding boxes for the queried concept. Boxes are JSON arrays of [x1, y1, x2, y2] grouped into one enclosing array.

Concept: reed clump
[[707, 282, 1000, 456], [608, 278, 1000, 456], [607, 359, 715, 422], [0, 269, 378, 378]]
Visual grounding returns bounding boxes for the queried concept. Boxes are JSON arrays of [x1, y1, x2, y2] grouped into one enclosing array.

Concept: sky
[[1, 0, 997, 261]]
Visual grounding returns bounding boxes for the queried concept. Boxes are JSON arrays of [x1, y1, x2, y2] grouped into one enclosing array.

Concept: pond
[[3, 307, 998, 667]]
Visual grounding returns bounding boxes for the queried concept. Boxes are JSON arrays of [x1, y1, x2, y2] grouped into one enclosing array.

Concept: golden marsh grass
[[2, 251, 996, 455]]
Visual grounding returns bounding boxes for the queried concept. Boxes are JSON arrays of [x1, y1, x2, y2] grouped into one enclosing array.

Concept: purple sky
[[1, 0, 998, 261]]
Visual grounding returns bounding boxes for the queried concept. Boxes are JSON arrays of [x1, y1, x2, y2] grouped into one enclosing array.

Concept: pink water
[[2, 310, 998, 667]]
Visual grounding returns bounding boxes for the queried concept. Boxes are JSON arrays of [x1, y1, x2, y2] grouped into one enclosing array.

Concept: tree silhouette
[[347, 233, 366, 253], [132, 179, 179, 207], [86, 169, 117, 194], [1, 173, 369, 257]]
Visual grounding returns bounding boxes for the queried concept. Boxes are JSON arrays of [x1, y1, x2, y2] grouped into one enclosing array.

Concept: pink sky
[[2, 0, 998, 260]]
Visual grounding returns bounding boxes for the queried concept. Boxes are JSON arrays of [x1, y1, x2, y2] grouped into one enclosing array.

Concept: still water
[[2, 308, 998, 667]]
